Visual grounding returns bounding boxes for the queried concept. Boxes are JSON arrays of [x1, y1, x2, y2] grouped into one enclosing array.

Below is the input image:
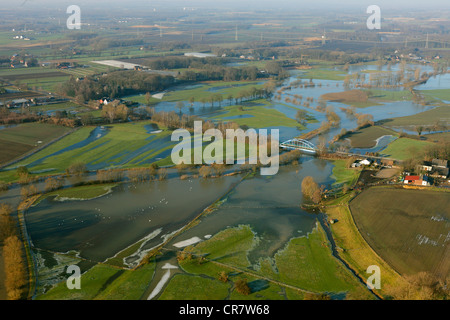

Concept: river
[[0, 62, 448, 299]]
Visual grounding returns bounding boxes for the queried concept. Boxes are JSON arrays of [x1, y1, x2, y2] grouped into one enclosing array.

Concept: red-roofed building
[[404, 175, 430, 186]]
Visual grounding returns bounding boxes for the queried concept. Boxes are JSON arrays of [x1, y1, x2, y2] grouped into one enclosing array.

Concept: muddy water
[[24, 175, 242, 263], [165, 158, 334, 262], [143, 158, 336, 299], [3, 62, 446, 299], [23, 126, 110, 169]]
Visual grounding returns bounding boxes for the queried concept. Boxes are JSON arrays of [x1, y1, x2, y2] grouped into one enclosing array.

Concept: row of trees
[[178, 61, 289, 82], [0, 107, 81, 127], [0, 204, 27, 300], [403, 139, 450, 173], [58, 71, 175, 102], [145, 56, 223, 71], [179, 65, 262, 82]]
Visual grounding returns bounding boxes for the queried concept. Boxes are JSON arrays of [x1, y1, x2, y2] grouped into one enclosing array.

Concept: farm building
[[7, 98, 30, 108], [184, 52, 217, 58], [381, 159, 395, 168], [430, 167, 449, 179], [418, 159, 449, 179], [404, 175, 431, 186], [432, 159, 448, 168], [359, 159, 372, 166], [418, 161, 433, 172]]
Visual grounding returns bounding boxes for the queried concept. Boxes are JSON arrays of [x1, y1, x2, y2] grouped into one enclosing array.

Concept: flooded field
[[1, 62, 448, 300], [165, 159, 334, 262], [25, 175, 243, 264]]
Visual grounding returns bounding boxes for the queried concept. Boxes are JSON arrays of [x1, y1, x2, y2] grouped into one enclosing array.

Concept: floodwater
[[25, 175, 243, 263], [165, 159, 334, 263], [350, 135, 398, 155], [2, 62, 447, 298], [0, 124, 18, 131], [22, 126, 110, 169]]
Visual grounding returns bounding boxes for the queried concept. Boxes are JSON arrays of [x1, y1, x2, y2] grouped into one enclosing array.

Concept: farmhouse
[[404, 175, 431, 186], [7, 98, 30, 108], [430, 167, 449, 179], [99, 98, 110, 105], [418, 159, 449, 179], [381, 159, 395, 168], [351, 162, 361, 168], [418, 161, 433, 172], [359, 159, 372, 166]]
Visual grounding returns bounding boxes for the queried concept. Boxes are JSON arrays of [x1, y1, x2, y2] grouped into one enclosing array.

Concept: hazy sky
[[4, 0, 450, 11]]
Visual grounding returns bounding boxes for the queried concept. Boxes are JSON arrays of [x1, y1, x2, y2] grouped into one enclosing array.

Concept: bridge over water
[[280, 139, 317, 154]]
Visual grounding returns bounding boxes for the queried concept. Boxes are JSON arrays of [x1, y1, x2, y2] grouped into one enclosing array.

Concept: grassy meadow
[[381, 138, 434, 160], [37, 262, 155, 300], [160, 224, 373, 300], [350, 187, 450, 279], [344, 126, 398, 148], [0, 121, 173, 182]]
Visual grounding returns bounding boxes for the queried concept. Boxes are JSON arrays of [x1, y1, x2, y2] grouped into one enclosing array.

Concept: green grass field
[[271, 224, 371, 297], [297, 68, 347, 81], [159, 274, 230, 300], [31, 101, 83, 113], [124, 80, 267, 106], [365, 89, 414, 102], [180, 225, 255, 276], [162, 80, 266, 103], [344, 126, 398, 148], [37, 262, 155, 300], [161, 224, 372, 300], [211, 100, 302, 129], [331, 160, 361, 187], [0, 67, 70, 92], [325, 197, 404, 298], [424, 131, 450, 143], [420, 89, 450, 102], [38, 184, 117, 203], [350, 187, 450, 278], [0, 67, 64, 77], [382, 106, 450, 128], [0, 122, 173, 182], [162, 225, 287, 300], [382, 138, 434, 160]]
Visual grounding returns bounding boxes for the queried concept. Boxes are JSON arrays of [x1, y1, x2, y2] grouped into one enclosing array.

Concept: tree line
[[58, 70, 175, 102], [0, 204, 28, 300]]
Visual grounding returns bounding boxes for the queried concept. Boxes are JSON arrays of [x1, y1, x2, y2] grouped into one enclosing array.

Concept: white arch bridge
[[280, 139, 317, 154]]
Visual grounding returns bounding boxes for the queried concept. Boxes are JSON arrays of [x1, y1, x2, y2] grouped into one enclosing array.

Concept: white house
[[359, 159, 372, 166]]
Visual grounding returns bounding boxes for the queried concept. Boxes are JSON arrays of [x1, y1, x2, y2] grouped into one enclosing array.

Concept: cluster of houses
[[403, 159, 449, 186], [9, 53, 36, 68], [0, 98, 30, 108], [385, 50, 441, 64], [12, 35, 31, 41], [94, 98, 136, 110], [0, 96, 68, 109], [351, 158, 395, 168]]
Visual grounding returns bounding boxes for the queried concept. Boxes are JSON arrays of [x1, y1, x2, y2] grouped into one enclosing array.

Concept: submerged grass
[[166, 223, 373, 299], [37, 261, 156, 300], [37, 184, 117, 203], [211, 100, 302, 129]]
